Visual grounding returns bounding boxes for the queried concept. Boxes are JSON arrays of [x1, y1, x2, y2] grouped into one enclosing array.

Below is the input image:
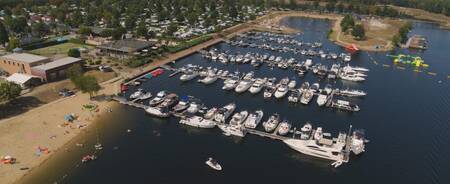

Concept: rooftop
[[32, 57, 82, 71], [1, 53, 49, 64], [97, 39, 155, 53]]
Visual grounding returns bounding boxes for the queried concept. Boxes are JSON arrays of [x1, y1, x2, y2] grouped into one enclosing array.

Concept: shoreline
[[0, 77, 122, 184]]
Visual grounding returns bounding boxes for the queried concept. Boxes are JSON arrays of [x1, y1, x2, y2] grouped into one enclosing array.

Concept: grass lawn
[[29, 42, 93, 57]]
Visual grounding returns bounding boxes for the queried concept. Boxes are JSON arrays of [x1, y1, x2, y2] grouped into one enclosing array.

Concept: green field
[[30, 43, 93, 56]]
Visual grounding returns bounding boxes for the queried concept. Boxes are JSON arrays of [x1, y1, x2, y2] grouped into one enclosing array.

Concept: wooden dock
[[112, 97, 149, 110], [246, 128, 287, 141]]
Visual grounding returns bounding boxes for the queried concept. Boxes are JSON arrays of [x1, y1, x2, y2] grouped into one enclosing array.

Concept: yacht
[[339, 73, 366, 82], [263, 85, 276, 99], [180, 71, 199, 81], [331, 100, 360, 112], [323, 84, 333, 95], [288, 89, 301, 103], [304, 58, 313, 67], [299, 82, 310, 93], [129, 88, 144, 99], [277, 120, 291, 135], [218, 111, 248, 137], [149, 91, 167, 106], [157, 93, 179, 109], [262, 113, 280, 132], [229, 111, 248, 126], [235, 72, 254, 93], [249, 78, 267, 94], [243, 110, 264, 129], [145, 107, 171, 118], [173, 98, 190, 112], [222, 76, 239, 90], [179, 115, 216, 128], [310, 83, 320, 93], [299, 123, 312, 139], [138, 92, 152, 100], [214, 103, 236, 123]]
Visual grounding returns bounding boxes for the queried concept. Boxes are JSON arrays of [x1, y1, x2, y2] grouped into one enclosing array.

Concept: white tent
[[6, 73, 35, 88]]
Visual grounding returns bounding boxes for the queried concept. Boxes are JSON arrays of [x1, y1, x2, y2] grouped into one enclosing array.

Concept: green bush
[[167, 35, 213, 53], [95, 60, 102, 65]]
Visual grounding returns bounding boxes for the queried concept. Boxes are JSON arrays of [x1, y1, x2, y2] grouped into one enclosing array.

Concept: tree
[[78, 26, 92, 36], [341, 14, 355, 32], [136, 22, 148, 38], [0, 21, 8, 46], [167, 23, 178, 36], [66, 65, 83, 82], [31, 22, 47, 37], [112, 27, 126, 40], [0, 81, 22, 103], [68, 48, 81, 58], [6, 37, 20, 51], [74, 76, 101, 98], [352, 24, 365, 40]]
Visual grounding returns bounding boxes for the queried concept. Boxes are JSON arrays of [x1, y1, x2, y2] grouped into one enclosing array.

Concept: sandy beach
[[0, 77, 121, 184]]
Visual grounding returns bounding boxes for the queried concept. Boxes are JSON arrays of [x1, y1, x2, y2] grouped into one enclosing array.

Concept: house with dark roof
[[31, 57, 83, 82], [96, 39, 155, 59]]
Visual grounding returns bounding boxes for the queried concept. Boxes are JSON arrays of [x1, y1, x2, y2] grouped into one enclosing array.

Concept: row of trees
[[340, 14, 365, 40], [66, 65, 101, 98], [0, 81, 22, 104]]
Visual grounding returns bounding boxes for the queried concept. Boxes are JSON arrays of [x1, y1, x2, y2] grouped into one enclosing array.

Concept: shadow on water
[[0, 96, 44, 120]]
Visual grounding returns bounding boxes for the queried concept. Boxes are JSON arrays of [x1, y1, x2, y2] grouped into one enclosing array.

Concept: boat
[[82, 155, 96, 163], [343, 55, 352, 62], [145, 106, 171, 117], [198, 73, 218, 85], [316, 92, 329, 107], [204, 107, 218, 120], [214, 103, 236, 123], [339, 73, 366, 82], [288, 80, 296, 89], [262, 113, 280, 132], [299, 82, 310, 93], [274, 77, 289, 99], [179, 115, 216, 128], [205, 157, 222, 171], [323, 84, 333, 95], [310, 83, 320, 93], [222, 76, 239, 90], [288, 89, 301, 103], [129, 88, 144, 99], [138, 92, 152, 100], [173, 97, 190, 112], [299, 123, 313, 139], [336, 89, 367, 97], [157, 93, 179, 109], [331, 100, 360, 112], [243, 110, 264, 129], [249, 78, 267, 94], [300, 89, 314, 105], [304, 58, 313, 67], [218, 111, 248, 137], [149, 91, 167, 106], [263, 85, 276, 99], [180, 71, 199, 81], [277, 120, 291, 135], [229, 111, 248, 126], [235, 72, 254, 93]]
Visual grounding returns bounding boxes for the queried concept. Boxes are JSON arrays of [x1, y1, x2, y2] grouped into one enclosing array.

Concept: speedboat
[[214, 103, 236, 123], [277, 120, 291, 135], [138, 92, 152, 100], [288, 80, 296, 89], [304, 58, 313, 67], [218, 110, 248, 137], [173, 98, 190, 112], [274, 84, 289, 99], [249, 78, 267, 94], [324, 84, 333, 95], [129, 88, 144, 99], [205, 157, 222, 171], [263, 85, 276, 99], [149, 91, 167, 106], [262, 113, 280, 132], [187, 102, 201, 114], [310, 83, 320, 93], [337, 89, 367, 97], [222, 77, 239, 90], [198, 73, 218, 85], [229, 111, 249, 126], [339, 73, 366, 82], [204, 107, 218, 120], [243, 110, 264, 129], [157, 93, 179, 109], [145, 106, 171, 117], [299, 82, 310, 93]]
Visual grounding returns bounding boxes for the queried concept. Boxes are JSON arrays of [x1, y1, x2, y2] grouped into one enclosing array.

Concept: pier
[[246, 128, 287, 141]]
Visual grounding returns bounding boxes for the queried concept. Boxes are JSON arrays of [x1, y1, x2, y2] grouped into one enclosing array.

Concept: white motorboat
[[145, 107, 170, 118], [300, 90, 314, 105], [274, 84, 289, 99], [249, 78, 267, 94], [263, 85, 276, 99], [204, 107, 218, 120], [244, 110, 264, 129], [149, 91, 166, 106], [337, 89, 367, 97], [179, 115, 216, 128], [235, 72, 255, 93], [262, 113, 280, 132], [198, 73, 218, 85], [214, 103, 236, 123], [222, 77, 239, 90], [331, 100, 360, 112], [205, 157, 222, 171], [323, 84, 333, 95], [218, 110, 248, 137], [316, 92, 329, 107], [157, 93, 179, 109], [277, 120, 291, 135], [343, 55, 351, 62], [339, 73, 366, 82], [138, 92, 152, 100], [304, 58, 313, 67], [343, 65, 369, 72], [288, 89, 301, 103], [299, 82, 310, 93], [129, 88, 144, 99], [187, 102, 201, 114], [288, 80, 296, 89], [310, 83, 320, 93], [229, 111, 248, 126], [173, 99, 190, 112], [180, 71, 199, 81]]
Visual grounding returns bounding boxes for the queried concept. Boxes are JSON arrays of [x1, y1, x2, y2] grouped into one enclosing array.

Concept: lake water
[[21, 17, 450, 184]]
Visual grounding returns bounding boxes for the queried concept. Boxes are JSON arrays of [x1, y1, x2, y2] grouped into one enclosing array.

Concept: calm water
[[22, 17, 450, 184]]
